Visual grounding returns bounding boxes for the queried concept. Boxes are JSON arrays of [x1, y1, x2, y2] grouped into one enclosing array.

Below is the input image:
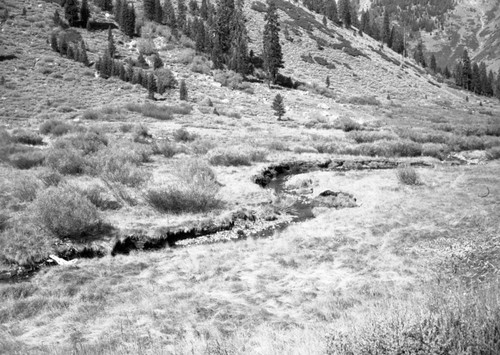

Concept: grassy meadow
[[1, 0, 500, 353]]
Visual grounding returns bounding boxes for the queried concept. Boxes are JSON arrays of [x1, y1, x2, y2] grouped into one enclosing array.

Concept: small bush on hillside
[[334, 117, 362, 132], [11, 175, 42, 203], [53, 130, 108, 155], [486, 147, 500, 160], [396, 165, 421, 185], [45, 148, 86, 175], [78, 185, 120, 210], [145, 159, 221, 213], [267, 140, 290, 151], [82, 109, 101, 120], [37, 168, 63, 187], [398, 129, 448, 144], [32, 185, 101, 238], [190, 139, 216, 155], [9, 150, 45, 169], [0, 213, 9, 232], [422, 143, 450, 160], [191, 56, 211, 74], [12, 130, 44, 145], [348, 130, 397, 143], [154, 141, 187, 158], [173, 128, 196, 142], [208, 147, 267, 166], [177, 48, 195, 64], [137, 38, 158, 55], [125, 102, 174, 120], [347, 95, 381, 106], [39, 119, 72, 136], [213, 70, 244, 90]]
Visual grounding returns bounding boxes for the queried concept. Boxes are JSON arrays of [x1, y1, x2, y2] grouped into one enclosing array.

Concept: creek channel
[[0, 158, 433, 283]]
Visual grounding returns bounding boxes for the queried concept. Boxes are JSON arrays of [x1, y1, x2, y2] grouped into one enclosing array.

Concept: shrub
[[173, 128, 196, 142], [422, 143, 450, 159], [486, 147, 500, 160], [81, 109, 101, 120], [9, 150, 45, 169], [208, 147, 267, 166], [125, 102, 174, 120], [396, 165, 421, 185], [45, 148, 86, 175], [0, 213, 9, 231], [37, 168, 63, 187], [334, 116, 362, 132], [155, 141, 187, 158], [190, 139, 216, 155], [133, 125, 152, 143], [137, 38, 158, 55], [78, 185, 120, 210], [347, 96, 381, 106], [39, 119, 72, 136], [32, 185, 101, 238], [191, 56, 211, 74], [177, 48, 195, 64], [53, 130, 108, 155], [348, 130, 397, 143], [12, 130, 44, 145], [11, 175, 42, 202], [267, 140, 290, 151], [213, 70, 243, 90], [145, 159, 221, 213]]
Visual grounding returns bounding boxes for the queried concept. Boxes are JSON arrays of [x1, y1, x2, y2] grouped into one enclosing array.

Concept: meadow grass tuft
[[396, 165, 421, 185]]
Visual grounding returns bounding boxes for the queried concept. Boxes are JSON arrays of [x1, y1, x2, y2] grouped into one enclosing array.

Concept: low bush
[[208, 147, 267, 166], [422, 143, 450, 159], [44, 148, 86, 175], [37, 168, 63, 187], [9, 150, 45, 169], [342, 140, 422, 158], [486, 147, 500, 160], [81, 109, 101, 120], [145, 159, 221, 213], [398, 128, 448, 144], [333, 116, 362, 132], [78, 185, 120, 210], [12, 130, 44, 145], [218, 108, 242, 119], [53, 130, 108, 155], [347, 95, 381, 106], [267, 140, 290, 151], [154, 140, 187, 158], [213, 70, 244, 90], [190, 139, 216, 155], [39, 119, 72, 136], [176, 48, 195, 64], [125, 102, 173, 120], [447, 135, 485, 151], [173, 128, 197, 142], [31, 185, 101, 238], [348, 130, 397, 143], [166, 103, 192, 115], [191, 56, 211, 74], [11, 175, 42, 203], [396, 165, 421, 185]]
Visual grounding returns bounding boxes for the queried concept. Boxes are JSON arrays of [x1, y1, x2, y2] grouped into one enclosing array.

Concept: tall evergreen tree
[[325, 0, 338, 24], [272, 94, 285, 120], [163, 0, 177, 28], [388, 26, 395, 49], [107, 27, 116, 57], [487, 70, 494, 97], [381, 9, 390, 45], [64, 0, 79, 26], [195, 19, 206, 53], [443, 65, 451, 79], [430, 54, 437, 72], [228, 0, 249, 75], [50, 32, 59, 52], [211, 33, 224, 69], [179, 79, 188, 100], [147, 73, 157, 99], [479, 62, 489, 96], [114, 0, 123, 26], [79, 41, 89, 66], [350, 2, 359, 28], [80, 0, 90, 28], [143, 0, 155, 21], [200, 0, 209, 20], [496, 70, 500, 100], [178, 0, 187, 30], [338, 0, 351, 28], [214, 0, 235, 55], [123, 3, 136, 37], [154, 0, 163, 23], [471, 62, 481, 94], [461, 49, 472, 91], [189, 0, 199, 15], [413, 42, 426, 67], [455, 62, 463, 87], [360, 10, 370, 35], [262, 0, 283, 84]]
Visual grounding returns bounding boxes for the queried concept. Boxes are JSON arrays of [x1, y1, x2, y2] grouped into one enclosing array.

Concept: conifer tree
[[137, 52, 147, 68], [125, 65, 134, 82], [144, 0, 155, 21], [388, 26, 395, 49], [153, 54, 164, 69], [479, 62, 489, 96], [189, 0, 199, 15], [79, 41, 89, 65], [381, 9, 390, 45], [495, 71, 500, 100], [200, 0, 209, 20], [67, 44, 76, 60], [99, 50, 113, 78], [195, 19, 206, 53], [413, 42, 426, 68], [53, 10, 63, 27], [80, 0, 90, 28], [214, 0, 235, 56], [471, 62, 481, 94], [154, 0, 163, 23], [114, 0, 123, 26], [119, 63, 127, 81], [123, 3, 136, 37], [326, 75, 330, 88], [338, 0, 351, 28], [430, 54, 437, 73], [50, 33, 59, 52], [461, 49, 472, 91], [325, 0, 338, 24], [179, 79, 188, 100], [360, 10, 370, 35], [211, 33, 224, 69], [350, 2, 359, 28], [454, 62, 463, 87], [487, 70, 494, 97], [262, 0, 283, 84], [272, 93, 285, 120], [443, 66, 451, 79], [108, 27, 116, 57], [228, 0, 249, 75], [147, 73, 157, 99], [178, 0, 187, 30], [64, 0, 79, 27], [59, 37, 69, 56], [163, 0, 177, 28]]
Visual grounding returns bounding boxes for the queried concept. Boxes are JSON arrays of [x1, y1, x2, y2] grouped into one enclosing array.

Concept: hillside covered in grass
[[1, 0, 500, 353]]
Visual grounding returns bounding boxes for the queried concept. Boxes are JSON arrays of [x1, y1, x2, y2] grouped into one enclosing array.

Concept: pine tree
[[22, 7, 27, 16], [137, 52, 147, 68], [350, 2, 359, 28], [455, 62, 463, 87], [144, 0, 155, 20], [479, 62, 489, 96], [381, 9, 390, 45], [228, 0, 249, 75], [59, 37, 69, 56], [495, 70, 500, 100], [338, 0, 351, 28], [272, 93, 285, 120], [195, 19, 206, 53], [178, 0, 187, 30], [99, 50, 114, 78], [123, 3, 136, 37], [388, 26, 395, 49], [179, 79, 188, 100], [211, 33, 224, 70], [413, 42, 426, 68], [487, 70, 494, 97], [444, 66, 451, 79], [114, 0, 123, 26], [64, 0, 79, 27], [119, 63, 127, 81], [360, 10, 370, 35], [108, 27, 116, 57], [53, 10, 63, 27], [471, 62, 481, 94], [325, 0, 338, 24], [80, 0, 90, 28], [326, 75, 330, 88], [50, 32, 59, 52], [214, 0, 235, 56], [262, 0, 283, 84], [79, 41, 89, 65], [154, 0, 163, 23], [152, 54, 164, 69], [163, 0, 177, 28], [126, 65, 134, 82], [461, 49, 472, 91], [147, 73, 157, 99], [189, 0, 199, 15], [430, 54, 437, 73], [67, 44, 76, 60], [200, 0, 209, 20]]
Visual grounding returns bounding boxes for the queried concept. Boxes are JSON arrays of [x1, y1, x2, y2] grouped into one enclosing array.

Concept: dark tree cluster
[[60, 0, 92, 27], [95, 0, 113, 12], [453, 49, 500, 99], [113, 0, 136, 37], [50, 32, 90, 66]]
